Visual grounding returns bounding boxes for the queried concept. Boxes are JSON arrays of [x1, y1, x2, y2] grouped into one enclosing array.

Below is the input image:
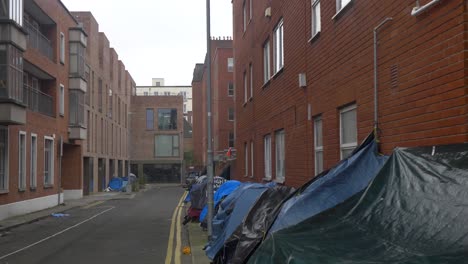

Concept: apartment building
[[136, 80, 192, 123], [233, 0, 468, 187], [0, 0, 88, 220], [130, 95, 184, 183], [71, 12, 134, 195], [192, 39, 235, 174]]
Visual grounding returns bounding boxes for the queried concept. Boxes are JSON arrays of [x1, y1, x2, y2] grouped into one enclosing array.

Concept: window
[[18, 131, 26, 190], [243, 0, 247, 32], [263, 40, 271, 83], [336, 0, 352, 13], [340, 104, 357, 159], [69, 43, 85, 77], [60, 32, 65, 64], [264, 135, 271, 180], [156, 82, 161, 86], [98, 78, 103, 112], [243, 71, 247, 103], [153, 91, 158, 96], [0, 0, 23, 25], [244, 142, 248, 176], [30, 134, 37, 189], [229, 132, 234, 148], [249, 0, 252, 20], [228, 82, 234, 96], [312, 0, 321, 37], [250, 141, 254, 178], [69, 90, 85, 126], [0, 126, 7, 191], [44, 137, 54, 186], [275, 130, 285, 182], [59, 84, 64, 116], [158, 109, 177, 130], [273, 19, 284, 73], [249, 63, 253, 98], [146, 108, 154, 130], [0, 44, 24, 103], [143, 92, 148, 96], [183, 104, 187, 113], [164, 91, 171, 96], [155, 135, 179, 157], [228, 108, 234, 121], [227, 58, 234, 72], [314, 116, 323, 175]]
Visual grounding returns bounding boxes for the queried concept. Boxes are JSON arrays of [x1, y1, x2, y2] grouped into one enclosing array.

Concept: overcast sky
[[61, 0, 233, 86]]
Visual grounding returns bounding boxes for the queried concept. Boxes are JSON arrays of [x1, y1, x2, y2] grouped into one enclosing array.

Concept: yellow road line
[[174, 204, 183, 264], [82, 200, 105, 209], [165, 191, 187, 264]]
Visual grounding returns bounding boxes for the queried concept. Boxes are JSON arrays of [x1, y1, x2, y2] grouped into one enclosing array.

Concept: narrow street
[[0, 186, 187, 264]]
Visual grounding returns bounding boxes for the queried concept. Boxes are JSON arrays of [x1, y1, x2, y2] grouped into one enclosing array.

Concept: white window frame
[[228, 82, 234, 97], [243, 0, 247, 32], [228, 108, 235, 121], [0, 126, 8, 192], [249, 0, 253, 20], [227, 58, 234, 72], [249, 63, 253, 99], [314, 116, 324, 175], [336, 0, 352, 14], [60, 32, 65, 64], [275, 130, 285, 183], [244, 142, 248, 177], [243, 71, 247, 103], [263, 40, 271, 84], [250, 141, 254, 178], [273, 19, 284, 74], [18, 131, 26, 190], [30, 133, 37, 189], [340, 104, 357, 159], [312, 0, 321, 37], [44, 136, 54, 186], [59, 84, 65, 116], [264, 135, 272, 180]]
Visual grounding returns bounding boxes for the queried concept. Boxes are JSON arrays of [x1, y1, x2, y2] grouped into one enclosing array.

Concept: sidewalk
[[184, 203, 211, 264], [0, 191, 135, 233]]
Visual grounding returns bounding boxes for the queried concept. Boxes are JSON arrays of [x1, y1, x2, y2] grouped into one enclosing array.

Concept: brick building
[[233, 0, 468, 187], [71, 12, 134, 195], [192, 39, 235, 174], [130, 95, 184, 183]]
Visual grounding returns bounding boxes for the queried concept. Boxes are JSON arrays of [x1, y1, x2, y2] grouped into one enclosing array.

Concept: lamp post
[[205, 0, 214, 238]]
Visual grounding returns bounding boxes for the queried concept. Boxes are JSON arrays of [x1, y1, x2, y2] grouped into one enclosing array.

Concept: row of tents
[[186, 133, 468, 263]]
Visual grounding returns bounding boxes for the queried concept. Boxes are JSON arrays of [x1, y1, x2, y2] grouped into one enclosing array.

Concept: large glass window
[[314, 116, 323, 175], [44, 137, 54, 186], [340, 104, 357, 159], [69, 43, 85, 78], [158, 109, 177, 130], [69, 90, 85, 127], [0, 126, 7, 191], [18, 131, 26, 190], [275, 130, 285, 182], [264, 135, 271, 180], [155, 135, 179, 157], [263, 40, 270, 84], [0, 44, 23, 102], [273, 19, 284, 74], [146, 108, 154, 130]]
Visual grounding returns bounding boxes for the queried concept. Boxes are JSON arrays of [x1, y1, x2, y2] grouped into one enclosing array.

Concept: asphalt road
[[0, 185, 187, 264]]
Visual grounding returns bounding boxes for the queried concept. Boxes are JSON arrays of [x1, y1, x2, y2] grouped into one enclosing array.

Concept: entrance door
[[98, 158, 106, 192], [83, 157, 90, 195]]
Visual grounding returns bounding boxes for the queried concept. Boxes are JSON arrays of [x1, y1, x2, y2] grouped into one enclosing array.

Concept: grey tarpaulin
[[248, 143, 468, 264]]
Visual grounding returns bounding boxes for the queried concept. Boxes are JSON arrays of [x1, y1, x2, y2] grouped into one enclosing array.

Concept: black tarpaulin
[[248, 143, 468, 264]]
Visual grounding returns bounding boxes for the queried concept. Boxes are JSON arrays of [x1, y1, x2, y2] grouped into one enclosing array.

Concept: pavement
[[183, 202, 211, 264]]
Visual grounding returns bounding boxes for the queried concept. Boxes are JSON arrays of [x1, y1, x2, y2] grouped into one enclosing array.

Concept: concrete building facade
[[130, 95, 184, 183], [233, 0, 468, 187]]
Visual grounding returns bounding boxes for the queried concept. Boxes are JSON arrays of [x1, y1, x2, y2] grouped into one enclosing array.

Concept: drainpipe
[[373, 18, 392, 142], [412, 0, 442, 16]]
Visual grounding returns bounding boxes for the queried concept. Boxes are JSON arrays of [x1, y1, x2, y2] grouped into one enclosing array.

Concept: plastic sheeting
[[269, 138, 388, 233], [215, 185, 295, 264], [200, 180, 241, 222], [189, 181, 208, 210], [248, 143, 468, 264], [205, 183, 272, 260]]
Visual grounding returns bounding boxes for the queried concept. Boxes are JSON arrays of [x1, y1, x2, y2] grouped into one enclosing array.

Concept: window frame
[[228, 108, 235, 121], [158, 108, 178, 130], [250, 141, 254, 178], [314, 116, 324, 175], [0, 126, 8, 192], [243, 0, 247, 32], [336, 0, 352, 14], [249, 63, 253, 98], [18, 131, 26, 191], [44, 136, 54, 186], [228, 82, 234, 97], [339, 104, 357, 159], [60, 32, 65, 64], [249, 0, 253, 21], [273, 19, 284, 74], [146, 108, 154, 130], [263, 40, 271, 84], [244, 142, 248, 177], [30, 133, 37, 189], [311, 0, 321, 38], [59, 84, 65, 116], [275, 129, 285, 183], [227, 58, 234, 72], [243, 71, 247, 103], [264, 134, 272, 180], [229, 132, 235, 148], [154, 134, 180, 157]]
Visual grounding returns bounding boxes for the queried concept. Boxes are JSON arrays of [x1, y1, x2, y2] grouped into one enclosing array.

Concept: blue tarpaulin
[[269, 139, 388, 233], [199, 180, 241, 222], [205, 183, 273, 260], [108, 177, 123, 191]]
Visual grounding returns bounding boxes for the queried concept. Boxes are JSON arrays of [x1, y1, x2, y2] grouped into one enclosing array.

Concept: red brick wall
[[233, 0, 467, 188]]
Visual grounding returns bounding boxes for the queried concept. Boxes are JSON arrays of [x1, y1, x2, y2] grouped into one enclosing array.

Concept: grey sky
[[61, 0, 233, 86]]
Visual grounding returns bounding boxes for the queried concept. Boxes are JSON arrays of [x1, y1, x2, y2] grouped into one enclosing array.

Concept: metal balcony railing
[[24, 20, 53, 61], [23, 84, 54, 117]]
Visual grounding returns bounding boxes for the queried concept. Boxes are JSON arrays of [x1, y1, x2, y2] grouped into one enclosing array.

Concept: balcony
[[0, 63, 26, 125], [23, 19, 53, 61], [23, 83, 54, 117]]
